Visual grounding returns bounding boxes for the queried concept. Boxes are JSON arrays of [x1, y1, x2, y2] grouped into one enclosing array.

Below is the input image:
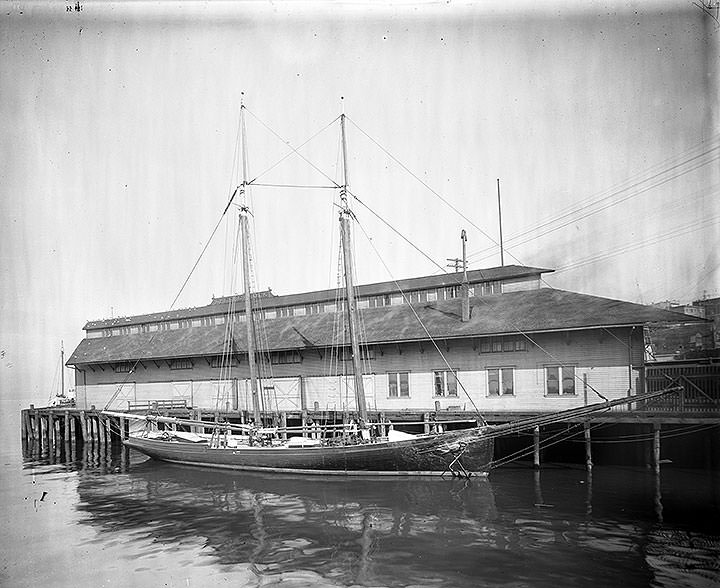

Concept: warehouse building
[[67, 264, 697, 414]]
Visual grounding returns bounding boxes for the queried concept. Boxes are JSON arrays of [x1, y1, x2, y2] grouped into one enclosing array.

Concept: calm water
[[1, 433, 719, 588]]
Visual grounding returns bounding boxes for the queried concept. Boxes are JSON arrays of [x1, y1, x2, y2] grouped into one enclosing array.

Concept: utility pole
[[446, 257, 464, 273], [497, 178, 504, 267]]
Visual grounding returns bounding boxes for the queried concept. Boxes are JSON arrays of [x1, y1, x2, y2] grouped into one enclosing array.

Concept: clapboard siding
[[76, 327, 645, 412]]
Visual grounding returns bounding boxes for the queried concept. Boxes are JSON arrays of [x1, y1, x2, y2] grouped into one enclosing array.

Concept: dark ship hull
[[124, 427, 493, 476]]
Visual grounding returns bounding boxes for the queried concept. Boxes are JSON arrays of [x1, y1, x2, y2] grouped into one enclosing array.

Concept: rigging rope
[[351, 196, 608, 402], [353, 217, 487, 422]]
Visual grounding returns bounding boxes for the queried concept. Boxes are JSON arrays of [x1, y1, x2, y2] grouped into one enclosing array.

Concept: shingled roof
[[67, 288, 701, 366], [82, 264, 551, 330]]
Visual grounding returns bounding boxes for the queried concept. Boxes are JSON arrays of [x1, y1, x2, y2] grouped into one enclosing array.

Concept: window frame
[[170, 358, 193, 370], [544, 365, 577, 396], [433, 370, 459, 397], [387, 371, 410, 398], [487, 366, 515, 397]]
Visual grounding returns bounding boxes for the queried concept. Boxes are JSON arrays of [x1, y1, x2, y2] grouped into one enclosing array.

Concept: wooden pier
[[19, 360, 720, 469]]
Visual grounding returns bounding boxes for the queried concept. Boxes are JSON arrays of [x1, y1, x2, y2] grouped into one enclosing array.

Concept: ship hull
[[124, 428, 494, 476]]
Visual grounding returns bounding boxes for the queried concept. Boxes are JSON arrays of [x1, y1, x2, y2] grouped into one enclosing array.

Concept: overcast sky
[[1, 0, 718, 403]]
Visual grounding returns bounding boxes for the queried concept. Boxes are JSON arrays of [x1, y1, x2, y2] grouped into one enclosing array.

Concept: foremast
[[338, 113, 368, 423], [239, 100, 262, 425]]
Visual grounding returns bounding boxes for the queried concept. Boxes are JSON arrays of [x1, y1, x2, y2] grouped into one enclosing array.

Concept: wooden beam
[[653, 423, 661, 475], [584, 422, 593, 471], [79, 411, 87, 443], [533, 425, 541, 470]]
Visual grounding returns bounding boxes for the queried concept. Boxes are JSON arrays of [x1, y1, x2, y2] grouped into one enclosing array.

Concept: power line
[[467, 150, 720, 263]]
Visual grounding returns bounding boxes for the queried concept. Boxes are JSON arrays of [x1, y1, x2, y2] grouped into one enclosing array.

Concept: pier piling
[[584, 422, 593, 471]]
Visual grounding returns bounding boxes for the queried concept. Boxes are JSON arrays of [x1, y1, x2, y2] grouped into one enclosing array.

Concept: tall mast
[[239, 99, 261, 425], [339, 112, 368, 422]]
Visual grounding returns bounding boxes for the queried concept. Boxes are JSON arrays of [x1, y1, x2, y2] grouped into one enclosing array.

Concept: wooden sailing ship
[[104, 104, 678, 476]]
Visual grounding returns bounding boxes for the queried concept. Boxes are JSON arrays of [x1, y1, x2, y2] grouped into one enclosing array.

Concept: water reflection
[[20, 444, 720, 588]]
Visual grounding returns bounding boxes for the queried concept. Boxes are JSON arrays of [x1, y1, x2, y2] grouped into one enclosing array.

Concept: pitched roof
[[82, 264, 551, 330], [67, 288, 702, 366]]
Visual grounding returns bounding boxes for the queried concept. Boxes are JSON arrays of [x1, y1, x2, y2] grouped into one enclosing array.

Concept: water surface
[[1, 437, 718, 588]]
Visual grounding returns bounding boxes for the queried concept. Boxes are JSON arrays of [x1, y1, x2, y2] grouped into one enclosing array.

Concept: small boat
[[104, 103, 679, 476]]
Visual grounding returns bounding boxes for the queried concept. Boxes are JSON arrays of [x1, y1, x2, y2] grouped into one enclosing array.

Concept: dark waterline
[[2, 440, 718, 588]]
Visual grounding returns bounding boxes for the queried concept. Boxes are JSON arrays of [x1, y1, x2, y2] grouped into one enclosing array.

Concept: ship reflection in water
[[22, 443, 720, 587]]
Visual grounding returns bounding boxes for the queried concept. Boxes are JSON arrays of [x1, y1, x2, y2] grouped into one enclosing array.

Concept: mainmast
[[338, 112, 368, 422], [239, 100, 261, 425]]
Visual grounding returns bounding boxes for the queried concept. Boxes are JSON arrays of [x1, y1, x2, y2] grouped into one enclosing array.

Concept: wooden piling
[[48, 412, 55, 449], [423, 412, 431, 435], [653, 422, 661, 475], [20, 410, 28, 440], [119, 416, 126, 440], [64, 412, 70, 444], [533, 425, 541, 470], [104, 417, 111, 444], [69, 415, 76, 444], [79, 411, 88, 443], [32, 408, 39, 440], [584, 422, 593, 471]]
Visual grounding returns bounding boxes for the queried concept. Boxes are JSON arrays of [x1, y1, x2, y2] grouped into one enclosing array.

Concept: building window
[[170, 359, 193, 370], [546, 366, 576, 396], [274, 350, 302, 364], [210, 355, 228, 369], [340, 347, 375, 362], [479, 337, 528, 353], [480, 281, 502, 295], [388, 372, 410, 398], [114, 363, 131, 373], [488, 367, 514, 396], [433, 370, 458, 397]]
